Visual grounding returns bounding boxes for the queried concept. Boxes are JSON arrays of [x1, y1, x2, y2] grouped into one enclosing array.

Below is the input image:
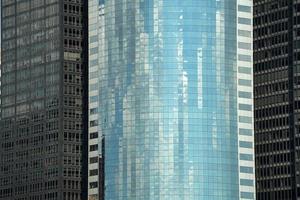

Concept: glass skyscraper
[[254, 1, 300, 199], [88, 0, 254, 199], [0, 1, 88, 199]]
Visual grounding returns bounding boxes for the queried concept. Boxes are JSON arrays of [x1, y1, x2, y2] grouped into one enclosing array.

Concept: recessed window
[[89, 181, 98, 189], [240, 166, 253, 174], [238, 17, 251, 25], [239, 116, 252, 124], [90, 144, 98, 152], [241, 192, 254, 199], [238, 29, 251, 38], [90, 132, 98, 139], [238, 66, 251, 74], [239, 103, 252, 111], [240, 153, 253, 161], [90, 120, 98, 127], [239, 128, 252, 136], [90, 108, 98, 115], [90, 157, 98, 164], [238, 79, 252, 86], [239, 141, 253, 148], [238, 5, 251, 13], [238, 54, 251, 62], [89, 169, 98, 176], [240, 179, 254, 186], [238, 91, 252, 99], [238, 42, 251, 50]]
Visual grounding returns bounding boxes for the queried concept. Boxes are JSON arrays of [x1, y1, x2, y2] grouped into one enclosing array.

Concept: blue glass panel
[[238, 29, 251, 37], [238, 79, 252, 86], [239, 116, 252, 124], [90, 47, 98, 55], [241, 192, 254, 199], [240, 153, 253, 161], [238, 42, 251, 50], [239, 103, 252, 111], [90, 59, 98, 66], [238, 54, 251, 62], [99, 0, 240, 199], [239, 128, 252, 136], [239, 141, 253, 148], [89, 96, 98, 103], [240, 166, 254, 174], [238, 17, 251, 25], [238, 66, 251, 74], [238, 5, 251, 13], [240, 179, 254, 186], [239, 91, 252, 98]]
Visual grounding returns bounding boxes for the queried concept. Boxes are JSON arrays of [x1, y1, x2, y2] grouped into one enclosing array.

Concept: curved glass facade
[[98, 0, 241, 199]]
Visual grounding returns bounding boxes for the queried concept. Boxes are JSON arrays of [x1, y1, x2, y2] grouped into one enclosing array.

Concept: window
[[238, 79, 252, 86], [238, 17, 251, 25], [240, 166, 253, 174], [89, 71, 98, 79], [239, 116, 252, 124], [90, 132, 98, 139], [238, 5, 251, 13], [238, 54, 252, 62], [239, 141, 253, 148], [238, 29, 251, 38], [240, 153, 253, 161], [90, 144, 98, 152], [90, 120, 98, 127], [239, 91, 252, 98], [89, 96, 98, 103], [90, 35, 98, 43], [90, 157, 98, 164], [89, 47, 98, 55], [90, 59, 98, 67], [239, 128, 252, 136], [90, 108, 98, 115], [238, 66, 251, 74], [89, 182, 98, 189], [238, 42, 251, 50], [89, 83, 98, 91], [241, 192, 254, 199], [240, 179, 254, 186], [239, 104, 252, 111], [89, 169, 98, 176]]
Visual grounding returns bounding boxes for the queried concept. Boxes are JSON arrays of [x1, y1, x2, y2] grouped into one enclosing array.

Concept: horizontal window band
[[240, 153, 253, 161], [238, 66, 251, 74], [241, 192, 254, 199], [238, 91, 252, 98], [238, 29, 251, 37], [238, 17, 251, 25], [239, 116, 252, 124], [240, 178, 254, 186], [238, 5, 251, 13], [240, 166, 253, 174], [239, 128, 252, 136], [239, 141, 253, 148]]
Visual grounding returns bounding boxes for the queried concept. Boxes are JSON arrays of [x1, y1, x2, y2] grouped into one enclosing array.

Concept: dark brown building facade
[[0, 0, 88, 199], [254, 0, 300, 199]]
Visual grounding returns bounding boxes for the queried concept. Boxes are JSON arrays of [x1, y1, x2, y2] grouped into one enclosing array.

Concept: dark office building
[[254, 0, 300, 199], [0, 0, 88, 199]]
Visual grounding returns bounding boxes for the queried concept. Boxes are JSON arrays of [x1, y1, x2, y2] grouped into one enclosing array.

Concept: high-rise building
[[254, 1, 300, 199], [0, 21, 1, 123], [88, 1, 105, 199], [0, 1, 88, 199], [89, 0, 254, 199]]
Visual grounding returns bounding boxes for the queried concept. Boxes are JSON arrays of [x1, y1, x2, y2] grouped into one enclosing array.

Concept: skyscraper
[[89, 0, 254, 199], [254, 1, 299, 199], [0, 1, 88, 199]]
